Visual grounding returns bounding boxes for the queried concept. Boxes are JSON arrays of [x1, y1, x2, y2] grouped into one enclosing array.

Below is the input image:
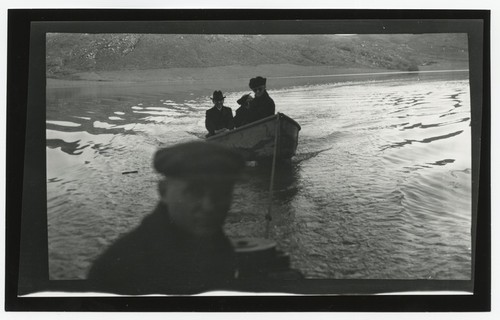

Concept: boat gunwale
[[206, 112, 301, 141]]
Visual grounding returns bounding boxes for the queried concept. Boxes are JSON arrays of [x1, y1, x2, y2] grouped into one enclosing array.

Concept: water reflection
[[428, 159, 455, 166], [47, 139, 87, 155]]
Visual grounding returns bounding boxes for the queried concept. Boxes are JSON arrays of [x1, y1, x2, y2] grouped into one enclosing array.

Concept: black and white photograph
[[5, 9, 490, 312], [45, 32, 472, 283]]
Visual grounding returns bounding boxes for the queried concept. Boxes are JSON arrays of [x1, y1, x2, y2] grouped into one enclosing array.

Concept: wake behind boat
[[206, 113, 301, 161]]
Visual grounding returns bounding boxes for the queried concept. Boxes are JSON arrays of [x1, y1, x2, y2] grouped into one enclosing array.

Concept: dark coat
[[87, 203, 237, 295], [249, 91, 275, 122], [205, 106, 234, 137], [234, 106, 253, 128]]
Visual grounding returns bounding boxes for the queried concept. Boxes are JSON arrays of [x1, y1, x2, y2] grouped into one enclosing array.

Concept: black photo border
[[5, 9, 491, 311]]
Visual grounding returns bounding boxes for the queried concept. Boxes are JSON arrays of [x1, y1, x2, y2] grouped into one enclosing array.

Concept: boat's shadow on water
[[246, 159, 300, 201], [227, 147, 332, 244], [227, 160, 300, 238], [232, 147, 332, 211]]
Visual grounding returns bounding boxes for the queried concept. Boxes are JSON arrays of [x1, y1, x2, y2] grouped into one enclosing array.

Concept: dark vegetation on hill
[[46, 33, 469, 79]]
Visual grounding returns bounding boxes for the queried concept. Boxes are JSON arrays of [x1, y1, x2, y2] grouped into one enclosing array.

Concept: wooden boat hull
[[206, 113, 301, 161]]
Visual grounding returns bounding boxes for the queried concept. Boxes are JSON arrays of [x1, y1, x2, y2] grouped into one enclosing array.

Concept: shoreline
[[46, 63, 468, 90]]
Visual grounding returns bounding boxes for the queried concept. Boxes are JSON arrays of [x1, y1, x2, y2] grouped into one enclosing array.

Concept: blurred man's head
[[153, 141, 245, 237]]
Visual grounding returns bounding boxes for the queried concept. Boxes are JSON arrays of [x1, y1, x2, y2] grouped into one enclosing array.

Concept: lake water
[[46, 71, 472, 280]]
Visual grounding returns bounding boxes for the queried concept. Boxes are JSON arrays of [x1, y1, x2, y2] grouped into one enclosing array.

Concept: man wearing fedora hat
[[248, 76, 275, 122], [88, 141, 245, 294], [205, 90, 234, 137]]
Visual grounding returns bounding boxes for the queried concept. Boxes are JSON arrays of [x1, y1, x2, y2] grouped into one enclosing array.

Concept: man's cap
[[153, 141, 245, 181], [237, 94, 252, 105], [211, 90, 226, 102], [249, 76, 266, 89]]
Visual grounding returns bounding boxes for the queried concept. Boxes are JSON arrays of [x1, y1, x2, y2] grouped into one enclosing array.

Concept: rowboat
[[206, 113, 301, 161]]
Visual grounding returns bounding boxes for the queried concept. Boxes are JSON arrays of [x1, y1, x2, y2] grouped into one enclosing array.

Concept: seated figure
[[205, 90, 234, 137], [234, 93, 254, 128], [248, 76, 275, 122]]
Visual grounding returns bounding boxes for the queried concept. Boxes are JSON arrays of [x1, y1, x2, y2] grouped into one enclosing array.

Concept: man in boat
[[248, 76, 275, 122], [88, 141, 245, 294], [205, 90, 235, 137], [234, 93, 254, 128]]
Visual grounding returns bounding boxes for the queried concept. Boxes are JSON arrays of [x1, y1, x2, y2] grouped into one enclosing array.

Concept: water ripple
[[380, 130, 464, 151]]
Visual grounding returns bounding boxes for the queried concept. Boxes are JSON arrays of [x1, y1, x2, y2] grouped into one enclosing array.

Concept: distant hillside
[[46, 33, 469, 80]]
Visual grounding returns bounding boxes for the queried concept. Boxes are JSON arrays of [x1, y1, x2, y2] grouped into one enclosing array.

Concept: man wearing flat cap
[[234, 93, 254, 128], [205, 90, 234, 137], [88, 141, 245, 294], [248, 76, 275, 122]]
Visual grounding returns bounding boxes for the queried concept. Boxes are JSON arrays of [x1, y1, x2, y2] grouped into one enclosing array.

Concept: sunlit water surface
[[47, 73, 471, 280]]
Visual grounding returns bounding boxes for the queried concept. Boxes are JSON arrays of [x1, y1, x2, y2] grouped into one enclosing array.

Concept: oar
[[265, 114, 280, 238]]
